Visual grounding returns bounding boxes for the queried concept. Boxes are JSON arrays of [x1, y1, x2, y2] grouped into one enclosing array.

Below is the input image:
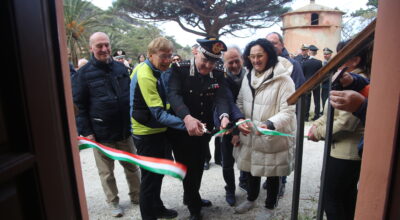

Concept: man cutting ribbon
[[165, 36, 230, 220]]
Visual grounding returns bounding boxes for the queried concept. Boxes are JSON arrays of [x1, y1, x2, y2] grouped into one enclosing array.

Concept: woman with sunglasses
[[171, 54, 182, 63]]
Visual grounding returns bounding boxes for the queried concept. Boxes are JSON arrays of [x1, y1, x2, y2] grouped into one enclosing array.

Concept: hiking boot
[[234, 200, 255, 214], [109, 202, 123, 217], [130, 194, 140, 205]]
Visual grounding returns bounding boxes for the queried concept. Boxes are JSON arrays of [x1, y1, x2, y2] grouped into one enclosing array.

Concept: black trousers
[[132, 133, 169, 220], [321, 86, 330, 112], [167, 129, 210, 215], [205, 141, 212, 163], [239, 171, 249, 185], [220, 134, 235, 192], [324, 156, 361, 220], [247, 173, 280, 209], [305, 85, 321, 119], [214, 137, 222, 164]]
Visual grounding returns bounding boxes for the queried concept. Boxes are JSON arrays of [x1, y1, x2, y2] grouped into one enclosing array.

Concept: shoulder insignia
[[178, 60, 191, 67], [213, 62, 224, 72]]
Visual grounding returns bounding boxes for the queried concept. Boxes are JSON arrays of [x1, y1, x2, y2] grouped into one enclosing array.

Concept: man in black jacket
[[266, 32, 306, 90], [218, 46, 247, 206], [166, 37, 230, 220], [303, 45, 323, 121], [72, 32, 140, 217]]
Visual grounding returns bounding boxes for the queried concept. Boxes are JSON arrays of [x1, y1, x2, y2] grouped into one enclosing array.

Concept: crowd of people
[[71, 31, 371, 220]]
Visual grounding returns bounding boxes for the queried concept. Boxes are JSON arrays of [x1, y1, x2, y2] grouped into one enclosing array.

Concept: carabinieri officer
[[166, 37, 231, 220]]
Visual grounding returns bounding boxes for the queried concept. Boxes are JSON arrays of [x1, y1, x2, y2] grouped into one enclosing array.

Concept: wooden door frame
[[355, 0, 400, 219], [3, 0, 88, 218], [54, 0, 89, 218]]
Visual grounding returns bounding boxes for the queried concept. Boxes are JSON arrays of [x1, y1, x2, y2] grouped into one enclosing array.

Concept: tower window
[[311, 13, 319, 25]]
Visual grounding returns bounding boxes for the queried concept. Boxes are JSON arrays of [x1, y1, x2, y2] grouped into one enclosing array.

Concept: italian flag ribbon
[[78, 137, 187, 180], [213, 119, 294, 137]]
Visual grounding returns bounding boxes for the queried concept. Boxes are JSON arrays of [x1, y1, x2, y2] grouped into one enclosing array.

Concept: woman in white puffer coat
[[233, 38, 296, 219]]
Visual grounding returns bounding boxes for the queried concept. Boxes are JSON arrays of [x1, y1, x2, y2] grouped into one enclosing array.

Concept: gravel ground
[[80, 124, 324, 220]]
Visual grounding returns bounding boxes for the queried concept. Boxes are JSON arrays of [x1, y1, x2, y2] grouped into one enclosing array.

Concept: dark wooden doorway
[[0, 0, 87, 219]]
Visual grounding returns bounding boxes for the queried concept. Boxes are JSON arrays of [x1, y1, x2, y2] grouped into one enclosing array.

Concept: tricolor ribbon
[[78, 137, 187, 180], [213, 119, 294, 137]]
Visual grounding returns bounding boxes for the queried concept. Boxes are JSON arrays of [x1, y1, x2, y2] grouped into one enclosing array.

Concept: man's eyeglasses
[[158, 54, 173, 60], [172, 58, 180, 62]]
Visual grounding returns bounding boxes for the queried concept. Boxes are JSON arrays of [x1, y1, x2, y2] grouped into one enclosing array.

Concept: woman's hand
[[256, 123, 268, 136], [307, 125, 319, 142], [237, 119, 251, 136]]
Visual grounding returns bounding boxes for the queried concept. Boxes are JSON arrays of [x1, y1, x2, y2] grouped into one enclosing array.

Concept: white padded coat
[[233, 57, 296, 177]]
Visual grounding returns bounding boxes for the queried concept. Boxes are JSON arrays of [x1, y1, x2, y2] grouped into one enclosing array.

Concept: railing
[[288, 20, 376, 220]]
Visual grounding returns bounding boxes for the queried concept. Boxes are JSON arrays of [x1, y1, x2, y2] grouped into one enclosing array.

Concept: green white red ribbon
[[213, 119, 294, 137], [78, 137, 187, 180]]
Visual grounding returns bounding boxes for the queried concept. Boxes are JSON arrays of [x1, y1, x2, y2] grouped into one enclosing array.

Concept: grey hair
[[223, 45, 242, 57], [267, 32, 284, 45]]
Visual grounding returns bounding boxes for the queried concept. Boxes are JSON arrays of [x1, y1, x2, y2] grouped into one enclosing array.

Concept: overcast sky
[[91, 0, 368, 49]]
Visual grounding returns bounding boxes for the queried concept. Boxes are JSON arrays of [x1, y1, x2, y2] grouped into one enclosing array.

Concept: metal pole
[[291, 95, 306, 220], [316, 79, 334, 220]]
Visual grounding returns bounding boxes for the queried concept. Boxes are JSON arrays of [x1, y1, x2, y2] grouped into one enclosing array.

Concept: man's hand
[[330, 90, 365, 112], [85, 134, 96, 141], [219, 116, 231, 134], [231, 135, 241, 147], [183, 115, 204, 136], [307, 125, 318, 142], [237, 119, 251, 136]]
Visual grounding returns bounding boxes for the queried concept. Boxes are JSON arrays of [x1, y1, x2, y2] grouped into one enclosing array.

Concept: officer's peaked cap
[[197, 37, 227, 61], [301, 44, 309, 50], [309, 45, 319, 51], [113, 49, 126, 59], [323, 47, 333, 54]]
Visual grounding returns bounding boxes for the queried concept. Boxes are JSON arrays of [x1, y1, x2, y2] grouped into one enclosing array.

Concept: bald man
[[218, 46, 248, 206], [72, 32, 141, 217]]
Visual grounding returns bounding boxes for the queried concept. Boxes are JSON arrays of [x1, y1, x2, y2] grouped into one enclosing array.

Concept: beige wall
[[282, 11, 342, 60]]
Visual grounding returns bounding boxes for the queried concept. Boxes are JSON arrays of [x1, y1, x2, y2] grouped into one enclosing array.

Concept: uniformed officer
[[321, 47, 334, 109], [113, 49, 132, 73], [303, 45, 323, 120], [166, 37, 231, 220], [294, 44, 310, 64]]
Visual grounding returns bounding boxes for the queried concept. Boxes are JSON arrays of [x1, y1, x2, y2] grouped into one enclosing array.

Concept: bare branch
[[175, 18, 207, 37], [115, 0, 291, 37]]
